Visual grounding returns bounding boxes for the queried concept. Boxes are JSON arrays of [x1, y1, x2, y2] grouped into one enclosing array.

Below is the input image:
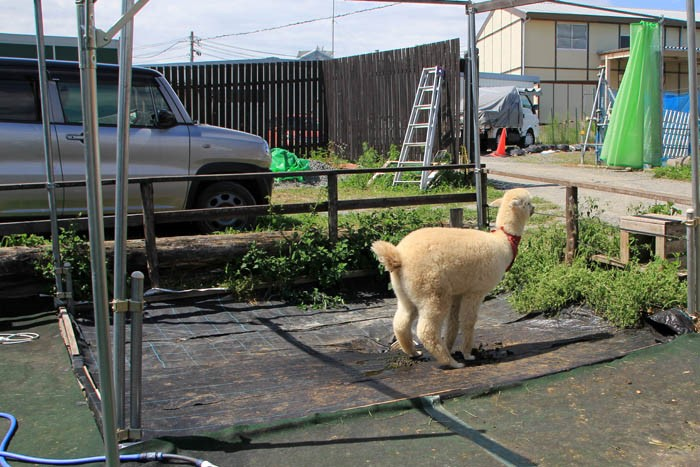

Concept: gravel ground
[[482, 151, 692, 226]]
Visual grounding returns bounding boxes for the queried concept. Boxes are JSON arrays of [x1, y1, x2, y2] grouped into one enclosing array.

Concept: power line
[[133, 40, 188, 58], [202, 39, 298, 58], [135, 3, 400, 62], [199, 3, 400, 41]]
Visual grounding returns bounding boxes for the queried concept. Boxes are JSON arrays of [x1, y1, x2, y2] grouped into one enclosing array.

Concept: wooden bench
[[619, 214, 686, 265]]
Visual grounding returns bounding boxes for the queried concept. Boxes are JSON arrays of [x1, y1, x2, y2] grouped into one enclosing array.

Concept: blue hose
[[1, 413, 217, 466]]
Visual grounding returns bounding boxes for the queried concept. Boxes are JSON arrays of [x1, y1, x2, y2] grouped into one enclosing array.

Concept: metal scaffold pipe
[[75, 0, 120, 464], [687, 0, 699, 316], [113, 0, 136, 433], [33, 0, 64, 305]]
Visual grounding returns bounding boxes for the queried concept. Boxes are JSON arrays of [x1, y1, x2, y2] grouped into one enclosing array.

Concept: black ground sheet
[[74, 293, 662, 439]]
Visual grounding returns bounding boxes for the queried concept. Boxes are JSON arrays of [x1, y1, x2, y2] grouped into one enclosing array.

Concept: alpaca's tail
[[371, 240, 402, 272]]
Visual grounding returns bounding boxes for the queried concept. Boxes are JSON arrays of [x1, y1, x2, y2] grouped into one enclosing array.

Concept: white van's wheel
[[195, 182, 256, 233], [520, 130, 535, 148]]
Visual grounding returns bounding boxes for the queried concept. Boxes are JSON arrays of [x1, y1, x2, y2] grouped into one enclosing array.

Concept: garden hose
[[1, 413, 218, 466]]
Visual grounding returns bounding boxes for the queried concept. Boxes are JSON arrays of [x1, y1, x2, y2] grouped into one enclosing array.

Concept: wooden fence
[[150, 39, 461, 161]]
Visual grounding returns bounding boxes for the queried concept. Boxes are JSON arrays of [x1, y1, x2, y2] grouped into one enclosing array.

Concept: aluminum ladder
[[581, 67, 615, 164], [393, 66, 443, 190]]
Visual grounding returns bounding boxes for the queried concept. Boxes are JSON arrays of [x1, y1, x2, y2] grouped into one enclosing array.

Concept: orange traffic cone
[[492, 129, 508, 157]]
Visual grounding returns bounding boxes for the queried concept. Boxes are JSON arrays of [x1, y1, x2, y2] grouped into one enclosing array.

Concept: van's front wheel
[[194, 182, 256, 234], [520, 129, 535, 148]]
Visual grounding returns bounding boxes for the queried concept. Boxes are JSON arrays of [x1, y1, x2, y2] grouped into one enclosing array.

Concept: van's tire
[[194, 182, 256, 233], [520, 129, 535, 148]]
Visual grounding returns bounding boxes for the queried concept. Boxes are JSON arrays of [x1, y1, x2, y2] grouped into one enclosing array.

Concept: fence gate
[[662, 109, 690, 161]]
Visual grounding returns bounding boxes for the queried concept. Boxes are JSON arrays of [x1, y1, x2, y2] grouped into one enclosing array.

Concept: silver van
[[0, 57, 272, 233]]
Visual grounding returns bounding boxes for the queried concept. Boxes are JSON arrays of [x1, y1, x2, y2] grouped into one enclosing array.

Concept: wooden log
[[0, 232, 294, 299]]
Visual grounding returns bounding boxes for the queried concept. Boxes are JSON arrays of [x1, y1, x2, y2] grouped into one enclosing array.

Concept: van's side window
[[56, 81, 83, 123], [0, 79, 39, 122], [57, 79, 172, 127]]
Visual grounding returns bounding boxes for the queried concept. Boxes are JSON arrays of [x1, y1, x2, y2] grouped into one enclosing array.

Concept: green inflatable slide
[[601, 21, 662, 169]]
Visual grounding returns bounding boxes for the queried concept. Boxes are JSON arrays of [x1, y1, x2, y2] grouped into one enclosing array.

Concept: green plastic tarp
[[271, 147, 310, 181], [600, 21, 662, 169]]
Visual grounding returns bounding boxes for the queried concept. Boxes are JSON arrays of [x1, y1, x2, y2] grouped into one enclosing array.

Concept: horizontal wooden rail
[[486, 168, 692, 206], [0, 164, 486, 286]]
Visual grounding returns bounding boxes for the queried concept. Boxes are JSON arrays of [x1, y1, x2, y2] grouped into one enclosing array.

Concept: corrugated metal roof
[[513, 1, 699, 22]]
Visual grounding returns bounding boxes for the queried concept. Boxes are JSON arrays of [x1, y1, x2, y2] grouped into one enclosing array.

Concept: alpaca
[[371, 188, 534, 369]]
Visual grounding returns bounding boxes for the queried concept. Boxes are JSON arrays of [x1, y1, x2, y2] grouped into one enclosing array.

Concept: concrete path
[[481, 154, 693, 225]]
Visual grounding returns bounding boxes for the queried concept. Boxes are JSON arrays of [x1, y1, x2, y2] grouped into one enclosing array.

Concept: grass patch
[[497, 212, 686, 328], [653, 164, 691, 181]]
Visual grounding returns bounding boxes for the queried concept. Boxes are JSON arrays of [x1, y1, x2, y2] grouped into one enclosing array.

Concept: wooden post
[[565, 186, 579, 264], [479, 169, 488, 228], [450, 208, 464, 228], [139, 182, 160, 288], [327, 172, 338, 243]]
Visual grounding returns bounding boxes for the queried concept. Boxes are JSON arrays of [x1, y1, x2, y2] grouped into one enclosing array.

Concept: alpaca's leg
[[443, 299, 460, 352], [458, 296, 484, 360], [392, 299, 421, 357], [417, 298, 463, 369]]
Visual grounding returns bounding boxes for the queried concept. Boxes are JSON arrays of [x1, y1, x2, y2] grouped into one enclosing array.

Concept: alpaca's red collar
[[491, 226, 521, 271]]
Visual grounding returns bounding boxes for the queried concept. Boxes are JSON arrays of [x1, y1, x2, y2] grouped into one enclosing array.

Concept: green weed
[[653, 164, 691, 181]]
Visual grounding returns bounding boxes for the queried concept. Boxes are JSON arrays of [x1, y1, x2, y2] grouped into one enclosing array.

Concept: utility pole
[[189, 31, 201, 62]]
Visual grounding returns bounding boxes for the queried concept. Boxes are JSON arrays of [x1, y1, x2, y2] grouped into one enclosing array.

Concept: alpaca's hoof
[[391, 339, 421, 357], [463, 354, 476, 361], [448, 360, 465, 369]]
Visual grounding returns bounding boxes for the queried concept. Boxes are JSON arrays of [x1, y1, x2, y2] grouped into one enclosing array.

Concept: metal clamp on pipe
[[111, 298, 131, 314], [128, 298, 144, 313], [683, 216, 700, 227], [111, 298, 144, 314], [55, 291, 72, 300]]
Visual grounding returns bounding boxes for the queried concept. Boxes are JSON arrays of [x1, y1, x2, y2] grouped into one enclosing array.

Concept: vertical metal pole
[[33, 0, 64, 304], [687, 209, 696, 316], [687, 0, 699, 316], [75, 1, 120, 464], [113, 0, 135, 432], [129, 271, 144, 434], [463, 51, 471, 163], [467, 3, 485, 228]]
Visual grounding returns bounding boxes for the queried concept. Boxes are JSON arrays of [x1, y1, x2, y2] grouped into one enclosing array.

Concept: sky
[[3, 0, 696, 65]]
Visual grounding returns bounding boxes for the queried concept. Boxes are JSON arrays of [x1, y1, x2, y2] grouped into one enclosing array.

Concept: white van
[[0, 57, 272, 233], [479, 86, 541, 149]]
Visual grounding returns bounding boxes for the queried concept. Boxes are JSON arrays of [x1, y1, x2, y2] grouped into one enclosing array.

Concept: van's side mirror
[[155, 109, 177, 129], [532, 104, 539, 113]]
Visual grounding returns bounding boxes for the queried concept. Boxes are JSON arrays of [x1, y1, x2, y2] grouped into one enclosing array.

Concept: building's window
[[620, 35, 630, 49], [0, 79, 39, 122], [556, 23, 588, 50]]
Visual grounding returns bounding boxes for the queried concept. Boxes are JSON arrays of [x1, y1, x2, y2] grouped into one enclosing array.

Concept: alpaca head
[[491, 188, 534, 236]]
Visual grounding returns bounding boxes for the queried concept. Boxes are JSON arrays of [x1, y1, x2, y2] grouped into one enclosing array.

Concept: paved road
[[481, 154, 694, 225]]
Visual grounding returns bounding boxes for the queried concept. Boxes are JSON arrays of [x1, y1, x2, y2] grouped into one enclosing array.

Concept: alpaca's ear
[[489, 197, 503, 208], [510, 198, 524, 208]]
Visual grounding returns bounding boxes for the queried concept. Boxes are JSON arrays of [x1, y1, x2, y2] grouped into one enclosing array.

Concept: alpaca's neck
[[495, 215, 525, 237], [491, 226, 521, 272]]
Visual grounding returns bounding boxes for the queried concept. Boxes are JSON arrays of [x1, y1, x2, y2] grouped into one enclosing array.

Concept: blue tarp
[[663, 92, 700, 113]]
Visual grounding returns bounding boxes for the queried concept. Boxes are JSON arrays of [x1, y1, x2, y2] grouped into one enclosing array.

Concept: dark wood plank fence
[[323, 39, 460, 160], [150, 39, 460, 161]]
